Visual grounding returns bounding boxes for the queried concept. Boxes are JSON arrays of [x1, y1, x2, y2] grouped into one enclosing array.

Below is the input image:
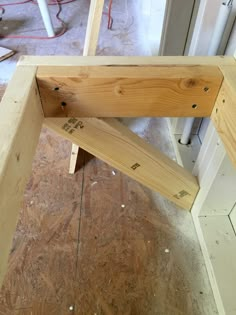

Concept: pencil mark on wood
[[173, 190, 190, 199], [131, 163, 141, 170]]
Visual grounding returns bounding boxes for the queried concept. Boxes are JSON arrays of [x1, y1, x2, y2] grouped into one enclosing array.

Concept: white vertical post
[[208, 2, 232, 55], [179, 117, 195, 145], [37, 0, 55, 37]]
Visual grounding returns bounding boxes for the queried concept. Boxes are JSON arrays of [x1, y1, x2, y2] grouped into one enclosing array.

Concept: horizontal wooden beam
[[44, 117, 199, 210], [211, 65, 236, 168], [37, 65, 223, 117], [18, 55, 236, 66], [0, 66, 43, 286]]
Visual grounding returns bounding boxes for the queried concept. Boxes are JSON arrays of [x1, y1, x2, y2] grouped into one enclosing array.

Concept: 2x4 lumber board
[[37, 65, 223, 118], [211, 65, 236, 168], [18, 55, 236, 66], [0, 47, 14, 62], [70, 0, 103, 174], [0, 66, 43, 286], [69, 144, 79, 174], [83, 0, 104, 55], [44, 117, 199, 210]]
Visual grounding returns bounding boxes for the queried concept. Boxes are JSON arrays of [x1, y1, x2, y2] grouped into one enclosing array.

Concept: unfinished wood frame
[[190, 60, 236, 315], [69, 0, 104, 174], [0, 55, 235, 290]]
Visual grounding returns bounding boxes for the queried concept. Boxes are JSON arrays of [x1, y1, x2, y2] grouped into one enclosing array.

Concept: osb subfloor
[[0, 0, 218, 314], [0, 123, 218, 315]]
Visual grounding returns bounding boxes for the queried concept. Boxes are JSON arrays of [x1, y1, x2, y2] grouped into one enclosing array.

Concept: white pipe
[[208, 2, 232, 55], [37, 0, 55, 37], [180, 1, 232, 145], [180, 118, 195, 145]]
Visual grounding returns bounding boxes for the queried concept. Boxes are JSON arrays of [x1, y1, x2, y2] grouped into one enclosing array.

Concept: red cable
[[0, 0, 71, 39], [0, 0, 113, 39], [0, 0, 74, 5], [107, 0, 113, 29], [32, 0, 77, 5], [0, 0, 32, 6]]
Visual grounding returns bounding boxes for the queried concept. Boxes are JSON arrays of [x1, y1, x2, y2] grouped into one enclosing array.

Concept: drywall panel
[[200, 154, 236, 216], [200, 216, 236, 315], [229, 204, 236, 233]]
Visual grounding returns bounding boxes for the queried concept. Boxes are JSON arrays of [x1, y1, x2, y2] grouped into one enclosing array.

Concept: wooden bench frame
[[0, 55, 235, 289]]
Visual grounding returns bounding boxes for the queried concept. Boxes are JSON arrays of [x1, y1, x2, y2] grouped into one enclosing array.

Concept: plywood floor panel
[[76, 237, 214, 315], [79, 155, 175, 242], [0, 128, 84, 314], [75, 150, 218, 315], [0, 302, 70, 315]]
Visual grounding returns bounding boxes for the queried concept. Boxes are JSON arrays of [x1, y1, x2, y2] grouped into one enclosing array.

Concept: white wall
[[188, 0, 223, 55], [225, 20, 236, 55], [135, 0, 166, 55]]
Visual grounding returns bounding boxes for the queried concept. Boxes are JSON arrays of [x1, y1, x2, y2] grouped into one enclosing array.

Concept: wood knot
[[115, 85, 123, 96], [185, 79, 197, 88]]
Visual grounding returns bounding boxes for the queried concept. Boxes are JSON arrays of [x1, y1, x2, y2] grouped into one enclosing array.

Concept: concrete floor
[[0, 0, 150, 83], [0, 1, 218, 314]]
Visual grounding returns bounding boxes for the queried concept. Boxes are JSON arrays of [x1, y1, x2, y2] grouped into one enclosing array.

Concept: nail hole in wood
[[222, 99, 225, 103], [16, 153, 20, 162], [54, 87, 60, 91], [204, 87, 209, 92], [61, 101, 67, 107], [192, 104, 197, 109]]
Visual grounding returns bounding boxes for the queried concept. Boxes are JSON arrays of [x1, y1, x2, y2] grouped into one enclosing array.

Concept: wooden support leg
[[211, 65, 236, 167], [0, 66, 43, 286], [69, 0, 104, 174], [69, 143, 80, 173], [45, 117, 199, 210], [83, 0, 105, 56]]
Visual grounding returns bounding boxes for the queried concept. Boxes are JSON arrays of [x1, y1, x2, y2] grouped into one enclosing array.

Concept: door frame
[[159, 0, 197, 55]]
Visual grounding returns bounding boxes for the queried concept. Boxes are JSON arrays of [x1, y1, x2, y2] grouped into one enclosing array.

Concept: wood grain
[[37, 65, 223, 117], [211, 65, 236, 168], [19, 55, 236, 66], [83, 0, 104, 55], [0, 66, 43, 286], [69, 0, 103, 174], [45, 117, 199, 210]]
